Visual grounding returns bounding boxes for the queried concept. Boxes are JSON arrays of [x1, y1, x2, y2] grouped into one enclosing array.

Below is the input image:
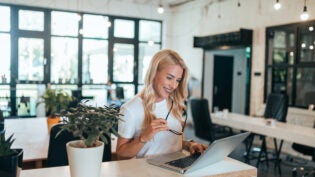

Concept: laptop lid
[[147, 132, 250, 174]]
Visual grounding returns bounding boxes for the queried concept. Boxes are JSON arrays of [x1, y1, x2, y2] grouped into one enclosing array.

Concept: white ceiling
[[116, 0, 195, 8]]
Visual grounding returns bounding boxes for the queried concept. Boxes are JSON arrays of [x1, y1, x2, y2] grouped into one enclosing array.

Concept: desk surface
[[21, 157, 257, 177], [212, 112, 315, 147], [5, 118, 49, 162]]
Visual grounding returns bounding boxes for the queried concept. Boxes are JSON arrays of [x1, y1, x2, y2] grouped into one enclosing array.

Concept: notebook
[[147, 131, 250, 174]]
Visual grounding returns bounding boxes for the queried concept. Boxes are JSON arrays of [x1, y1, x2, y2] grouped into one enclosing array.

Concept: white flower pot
[[66, 140, 104, 177]]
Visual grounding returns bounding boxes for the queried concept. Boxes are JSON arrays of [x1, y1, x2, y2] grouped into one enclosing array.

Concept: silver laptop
[[147, 132, 250, 174]]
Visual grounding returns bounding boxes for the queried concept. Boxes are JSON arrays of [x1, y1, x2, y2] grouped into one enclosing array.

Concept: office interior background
[[0, 0, 314, 154]]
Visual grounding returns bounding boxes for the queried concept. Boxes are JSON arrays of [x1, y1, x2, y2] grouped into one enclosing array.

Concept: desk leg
[[273, 138, 283, 175], [34, 160, 43, 168]]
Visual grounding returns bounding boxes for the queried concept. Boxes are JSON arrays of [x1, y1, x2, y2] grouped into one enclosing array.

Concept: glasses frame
[[165, 100, 187, 135]]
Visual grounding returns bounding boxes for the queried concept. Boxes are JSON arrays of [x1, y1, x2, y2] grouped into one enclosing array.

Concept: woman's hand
[[188, 141, 207, 154], [139, 118, 169, 142]]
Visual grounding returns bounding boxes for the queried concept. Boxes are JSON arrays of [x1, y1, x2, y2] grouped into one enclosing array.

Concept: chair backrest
[[291, 121, 315, 161], [264, 93, 288, 122], [115, 86, 124, 100], [46, 124, 112, 167], [190, 98, 215, 142]]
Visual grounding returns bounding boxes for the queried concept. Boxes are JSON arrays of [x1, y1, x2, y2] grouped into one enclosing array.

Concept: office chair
[[291, 121, 315, 177], [245, 93, 288, 173], [46, 124, 112, 167], [189, 98, 233, 143]]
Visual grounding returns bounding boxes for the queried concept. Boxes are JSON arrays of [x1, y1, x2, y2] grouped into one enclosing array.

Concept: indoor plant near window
[[37, 85, 73, 133], [0, 131, 23, 177], [57, 102, 121, 177]]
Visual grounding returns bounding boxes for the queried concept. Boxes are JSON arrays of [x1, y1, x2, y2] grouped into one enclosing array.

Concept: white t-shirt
[[118, 96, 182, 158]]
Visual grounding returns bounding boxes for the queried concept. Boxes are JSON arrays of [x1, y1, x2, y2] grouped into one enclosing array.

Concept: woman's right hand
[[139, 118, 169, 142]]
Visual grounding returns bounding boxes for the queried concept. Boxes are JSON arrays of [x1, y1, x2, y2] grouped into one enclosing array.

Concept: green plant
[[37, 88, 73, 118], [0, 131, 15, 156], [57, 102, 121, 148]]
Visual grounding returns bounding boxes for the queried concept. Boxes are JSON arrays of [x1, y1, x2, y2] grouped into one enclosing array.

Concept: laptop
[[147, 131, 250, 174]]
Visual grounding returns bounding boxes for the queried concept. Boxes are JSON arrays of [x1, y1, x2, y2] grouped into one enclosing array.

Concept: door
[[212, 55, 234, 111]]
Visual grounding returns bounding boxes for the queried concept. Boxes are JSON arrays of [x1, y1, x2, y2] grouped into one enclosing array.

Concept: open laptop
[[147, 131, 250, 174]]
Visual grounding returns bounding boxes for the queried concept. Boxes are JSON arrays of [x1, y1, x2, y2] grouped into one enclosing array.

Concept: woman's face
[[153, 64, 183, 102]]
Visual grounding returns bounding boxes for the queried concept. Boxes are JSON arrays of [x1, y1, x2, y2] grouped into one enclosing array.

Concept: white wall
[[169, 0, 315, 115]]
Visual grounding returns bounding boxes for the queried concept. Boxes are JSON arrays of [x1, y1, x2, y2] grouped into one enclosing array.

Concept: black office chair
[[245, 93, 288, 172], [291, 122, 315, 177], [46, 124, 112, 167], [190, 98, 233, 143]]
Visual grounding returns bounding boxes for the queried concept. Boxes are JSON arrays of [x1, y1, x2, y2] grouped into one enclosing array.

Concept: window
[[82, 39, 108, 84], [1, 4, 162, 117], [19, 10, 44, 31], [51, 11, 79, 36], [266, 21, 315, 108], [0, 6, 10, 31], [83, 14, 109, 38], [18, 38, 45, 81], [113, 43, 134, 82], [51, 37, 78, 84], [0, 34, 10, 83], [0, 6, 10, 84], [114, 19, 135, 38]]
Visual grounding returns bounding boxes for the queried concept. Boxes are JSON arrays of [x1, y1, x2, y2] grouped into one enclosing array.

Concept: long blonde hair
[[139, 49, 189, 129]]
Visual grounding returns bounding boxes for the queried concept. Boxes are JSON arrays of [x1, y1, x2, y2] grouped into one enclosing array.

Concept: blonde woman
[[116, 49, 207, 159]]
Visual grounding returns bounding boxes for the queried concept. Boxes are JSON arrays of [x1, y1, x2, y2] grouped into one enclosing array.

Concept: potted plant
[[0, 131, 23, 177], [57, 102, 121, 177], [37, 85, 73, 133]]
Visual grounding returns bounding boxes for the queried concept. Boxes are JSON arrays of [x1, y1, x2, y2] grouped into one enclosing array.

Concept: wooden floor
[[184, 123, 315, 177]]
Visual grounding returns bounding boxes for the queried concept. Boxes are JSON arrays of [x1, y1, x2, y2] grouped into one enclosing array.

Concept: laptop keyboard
[[165, 152, 201, 168]]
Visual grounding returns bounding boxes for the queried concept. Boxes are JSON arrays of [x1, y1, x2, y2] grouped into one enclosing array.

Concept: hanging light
[[274, 0, 281, 10], [157, 4, 164, 14], [300, 0, 309, 21], [237, 0, 241, 7]]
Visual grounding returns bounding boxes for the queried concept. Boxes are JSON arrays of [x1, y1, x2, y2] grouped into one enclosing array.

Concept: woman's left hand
[[188, 141, 207, 154]]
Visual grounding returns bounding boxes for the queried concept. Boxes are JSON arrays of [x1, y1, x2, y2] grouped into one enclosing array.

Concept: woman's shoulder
[[121, 96, 143, 109]]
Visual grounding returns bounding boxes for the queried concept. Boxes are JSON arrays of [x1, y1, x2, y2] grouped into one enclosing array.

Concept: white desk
[[5, 118, 118, 168], [211, 112, 315, 147], [21, 157, 257, 177], [5, 118, 49, 168]]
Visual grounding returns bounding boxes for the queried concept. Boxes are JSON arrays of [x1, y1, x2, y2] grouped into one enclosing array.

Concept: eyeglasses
[[165, 101, 187, 135]]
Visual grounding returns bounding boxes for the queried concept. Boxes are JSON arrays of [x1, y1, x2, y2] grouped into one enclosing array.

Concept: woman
[[116, 49, 207, 159]]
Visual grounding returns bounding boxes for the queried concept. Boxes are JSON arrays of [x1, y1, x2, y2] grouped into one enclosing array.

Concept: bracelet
[[139, 135, 147, 144]]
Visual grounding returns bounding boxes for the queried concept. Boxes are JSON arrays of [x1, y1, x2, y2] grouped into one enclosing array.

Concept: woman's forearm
[[116, 136, 146, 159]]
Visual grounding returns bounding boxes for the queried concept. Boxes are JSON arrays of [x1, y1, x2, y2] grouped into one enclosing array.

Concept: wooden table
[[212, 112, 315, 170], [5, 118, 49, 168], [20, 157, 257, 177], [211, 112, 315, 147], [5, 117, 118, 168]]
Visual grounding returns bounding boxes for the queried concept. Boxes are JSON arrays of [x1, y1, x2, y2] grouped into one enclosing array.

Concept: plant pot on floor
[[0, 149, 23, 177], [47, 117, 60, 134], [66, 140, 104, 177]]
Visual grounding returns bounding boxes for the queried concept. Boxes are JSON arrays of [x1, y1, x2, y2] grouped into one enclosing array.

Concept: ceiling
[[117, 0, 196, 8]]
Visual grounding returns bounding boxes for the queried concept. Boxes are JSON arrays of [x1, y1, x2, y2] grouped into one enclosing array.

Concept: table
[[20, 157, 257, 177], [211, 112, 315, 147], [5, 118, 118, 168], [5, 118, 49, 168], [211, 112, 315, 170]]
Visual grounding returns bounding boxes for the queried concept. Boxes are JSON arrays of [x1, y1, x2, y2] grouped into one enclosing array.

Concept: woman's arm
[[116, 118, 169, 159], [116, 136, 146, 160]]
